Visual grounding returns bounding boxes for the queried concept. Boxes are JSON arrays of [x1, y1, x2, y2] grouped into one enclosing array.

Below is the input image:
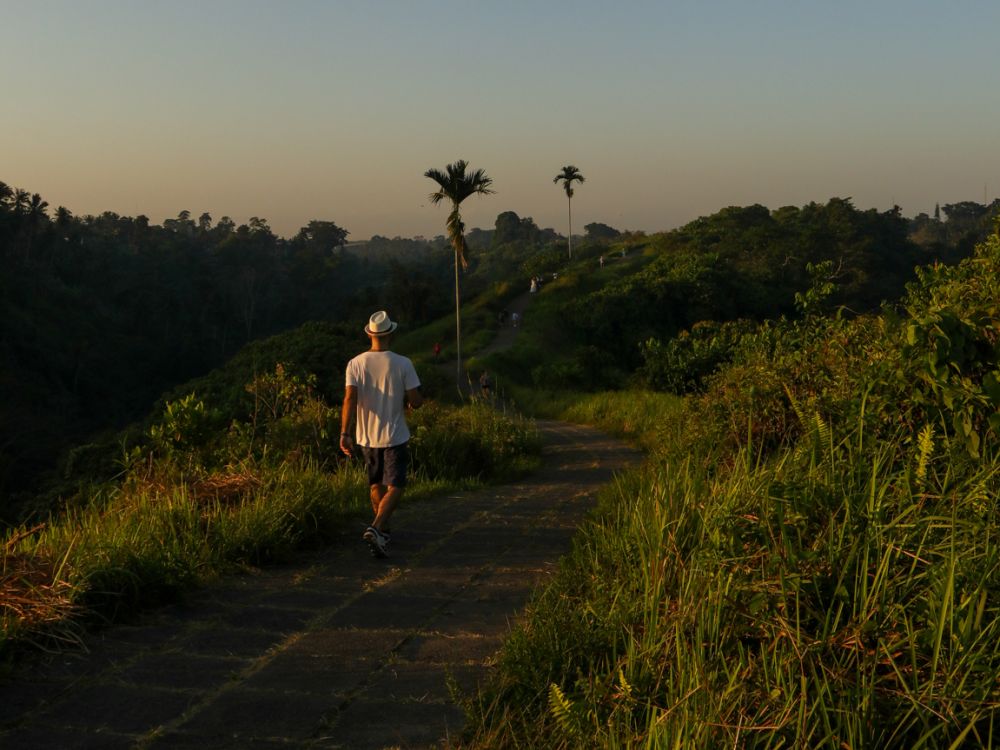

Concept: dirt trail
[[435, 289, 534, 396], [477, 289, 533, 358], [0, 421, 639, 749]]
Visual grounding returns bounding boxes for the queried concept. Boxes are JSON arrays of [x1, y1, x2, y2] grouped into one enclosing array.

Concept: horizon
[[4, 1, 999, 240]]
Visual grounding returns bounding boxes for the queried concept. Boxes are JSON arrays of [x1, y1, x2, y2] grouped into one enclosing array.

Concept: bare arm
[[405, 387, 423, 410], [340, 385, 357, 456]]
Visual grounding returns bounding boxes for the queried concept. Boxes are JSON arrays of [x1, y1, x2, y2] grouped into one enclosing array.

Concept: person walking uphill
[[341, 311, 423, 558]]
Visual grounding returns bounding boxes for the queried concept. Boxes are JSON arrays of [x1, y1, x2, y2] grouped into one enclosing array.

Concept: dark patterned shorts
[[361, 442, 409, 488]]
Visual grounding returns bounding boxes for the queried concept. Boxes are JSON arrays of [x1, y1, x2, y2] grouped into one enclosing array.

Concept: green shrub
[[409, 402, 539, 481], [640, 319, 755, 393]]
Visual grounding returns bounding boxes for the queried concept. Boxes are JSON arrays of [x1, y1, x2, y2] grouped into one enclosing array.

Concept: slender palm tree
[[424, 160, 495, 389], [23, 193, 49, 262], [553, 165, 585, 259]]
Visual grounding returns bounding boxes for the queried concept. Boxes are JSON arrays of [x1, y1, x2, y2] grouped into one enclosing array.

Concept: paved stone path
[[0, 421, 638, 749]]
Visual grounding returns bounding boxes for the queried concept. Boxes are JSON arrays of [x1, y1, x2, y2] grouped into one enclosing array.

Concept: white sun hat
[[365, 310, 398, 336]]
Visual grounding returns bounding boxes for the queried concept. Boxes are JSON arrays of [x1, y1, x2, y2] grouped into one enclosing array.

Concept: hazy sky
[[4, 0, 999, 239]]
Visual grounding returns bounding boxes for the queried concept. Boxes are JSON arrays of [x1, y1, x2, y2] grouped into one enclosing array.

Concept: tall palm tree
[[424, 160, 495, 389], [23, 193, 49, 262], [553, 165, 585, 259]]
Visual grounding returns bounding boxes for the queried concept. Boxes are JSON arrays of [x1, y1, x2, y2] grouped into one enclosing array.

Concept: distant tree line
[[908, 199, 1000, 259], [542, 198, 985, 389]]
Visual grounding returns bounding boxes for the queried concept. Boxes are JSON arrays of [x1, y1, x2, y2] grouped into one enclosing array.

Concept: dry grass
[[1, 525, 81, 650], [189, 471, 261, 506]]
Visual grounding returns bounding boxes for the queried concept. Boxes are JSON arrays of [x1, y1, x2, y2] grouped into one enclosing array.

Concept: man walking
[[341, 311, 423, 558]]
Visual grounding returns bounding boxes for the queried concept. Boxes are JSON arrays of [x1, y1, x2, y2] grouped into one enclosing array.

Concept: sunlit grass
[[464, 407, 1000, 748], [1, 402, 540, 656]]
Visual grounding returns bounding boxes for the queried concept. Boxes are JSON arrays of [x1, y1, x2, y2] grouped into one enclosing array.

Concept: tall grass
[[1, 461, 367, 650], [1, 402, 539, 657], [559, 391, 683, 453], [465, 410, 1000, 748]]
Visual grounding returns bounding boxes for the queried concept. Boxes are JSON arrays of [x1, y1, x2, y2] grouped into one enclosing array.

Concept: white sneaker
[[362, 526, 388, 558]]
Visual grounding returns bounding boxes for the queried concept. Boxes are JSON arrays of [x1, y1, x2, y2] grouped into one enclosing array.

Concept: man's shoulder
[[348, 350, 416, 371], [346, 351, 369, 369]]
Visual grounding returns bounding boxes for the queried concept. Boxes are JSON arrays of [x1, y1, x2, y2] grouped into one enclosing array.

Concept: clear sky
[[3, 0, 999, 239]]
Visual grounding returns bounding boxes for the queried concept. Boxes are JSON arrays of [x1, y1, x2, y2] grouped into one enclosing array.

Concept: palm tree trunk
[[454, 242, 462, 392], [567, 196, 573, 260]]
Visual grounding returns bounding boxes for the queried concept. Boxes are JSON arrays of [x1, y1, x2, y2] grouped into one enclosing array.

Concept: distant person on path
[[511, 311, 520, 328], [530, 277, 538, 294], [599, 254, 605, 268], [341, 310, 423, 558], [499, 309, 508, 327], [479, 370, 492, 399], [433, 341, 441, 359]]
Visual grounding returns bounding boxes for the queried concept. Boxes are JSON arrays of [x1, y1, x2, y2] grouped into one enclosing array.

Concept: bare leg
[[372, 486, 404, 532], [369, 484, 385, 518]]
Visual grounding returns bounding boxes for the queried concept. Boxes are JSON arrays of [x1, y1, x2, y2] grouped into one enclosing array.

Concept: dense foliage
[[466, 229, 1000, 748], [571, 200, 953, 371]]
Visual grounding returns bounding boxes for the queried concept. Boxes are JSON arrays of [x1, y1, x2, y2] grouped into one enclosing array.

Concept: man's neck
[[369, 339, 391, 352]]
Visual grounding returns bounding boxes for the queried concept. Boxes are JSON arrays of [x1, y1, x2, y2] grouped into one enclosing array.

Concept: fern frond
[[812, 412, 833, 468], [548, 683, 581, 741]]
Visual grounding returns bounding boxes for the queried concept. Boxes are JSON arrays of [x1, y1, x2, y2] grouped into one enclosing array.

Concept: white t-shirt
[[345, 350, 421, 447]]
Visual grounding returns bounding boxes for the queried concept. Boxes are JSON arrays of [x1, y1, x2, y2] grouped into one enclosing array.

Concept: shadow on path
[[0, 421, 639, 749]]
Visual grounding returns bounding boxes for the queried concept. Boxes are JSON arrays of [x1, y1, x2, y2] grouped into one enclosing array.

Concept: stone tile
[[147, 732, 294, 749], [34, 682, 196, 734], [177, 627, 288, 660], [427, 599, 521, 638], [117, 651, 247, 691], [396, 634, 503, 666], [0, 725, 135, 749], [365, 662, 483, 703], [252, 583, 354, 611], [0, 680, 69, 727], [175, 687, 333, 741], [214, 604, 315, 633], [22, 640, 149, 683], [325, 698, 466, 748], [324, 594, 447, 631], [96, 622, 190, 648], [240, 652, 370, 696], [381, 568, 477, 598], [288, 627, 408, 662], [461, 575, 538, 602]]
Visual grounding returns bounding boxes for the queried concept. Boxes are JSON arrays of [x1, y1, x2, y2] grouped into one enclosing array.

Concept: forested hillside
[[483, 198, 998, 394], [0, 184, 556, 517]]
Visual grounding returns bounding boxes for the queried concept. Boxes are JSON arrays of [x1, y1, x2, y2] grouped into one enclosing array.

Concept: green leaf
[[983, 372, 1000, 406], [969, 430, 981, 458]]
